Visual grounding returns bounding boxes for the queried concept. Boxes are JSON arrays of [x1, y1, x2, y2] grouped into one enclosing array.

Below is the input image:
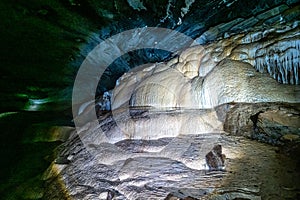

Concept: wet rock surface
[[205, 145, 226, 171], [44, 118, 300, 199], [222, 102, 300, 145], [1, 0, 300, 199], [46, 18, 300, 199], [110, 22, 300, 112], [2, 0, 300, 112]]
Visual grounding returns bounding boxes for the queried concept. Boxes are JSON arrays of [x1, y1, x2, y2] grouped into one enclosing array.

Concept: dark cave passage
[[1, 0, 300, 199]]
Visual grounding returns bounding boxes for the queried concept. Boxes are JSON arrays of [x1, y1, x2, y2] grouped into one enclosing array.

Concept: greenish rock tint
[[0, 2, 98, 196], [0, 0, 300, 199], [1, 0, 298, 111], [0, 0, 98, 112], [0, 111, 71, 199]]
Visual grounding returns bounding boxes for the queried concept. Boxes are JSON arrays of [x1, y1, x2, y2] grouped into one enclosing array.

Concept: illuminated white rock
[[195, 59, 299, 108], [47, 21, 300, 200], [111, 22, 300, 112]]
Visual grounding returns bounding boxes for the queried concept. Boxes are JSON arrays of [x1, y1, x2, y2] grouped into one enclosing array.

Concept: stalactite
[[254, 38, 300, 85]]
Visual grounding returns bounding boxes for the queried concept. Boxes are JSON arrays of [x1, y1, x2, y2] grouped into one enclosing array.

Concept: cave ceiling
[[0, 0, 299, 111]]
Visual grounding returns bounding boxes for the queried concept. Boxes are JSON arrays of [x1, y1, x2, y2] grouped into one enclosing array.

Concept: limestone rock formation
[[45, 21, 300, 199], [205, 145, 226, 170], [221, 102, 300, 143], [3, 0, 300, 199], [112, 22, 300, 111]]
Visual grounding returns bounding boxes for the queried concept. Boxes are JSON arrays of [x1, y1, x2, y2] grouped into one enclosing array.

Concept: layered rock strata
[[45, 21, 300, 200]]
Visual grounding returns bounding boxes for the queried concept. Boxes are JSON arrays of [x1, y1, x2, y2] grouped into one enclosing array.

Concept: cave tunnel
[[0, 0, 300, 199]]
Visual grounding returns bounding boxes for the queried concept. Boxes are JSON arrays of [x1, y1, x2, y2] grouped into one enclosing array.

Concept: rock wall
[[219, 102, 300, 142], [48, 19, 300, 199], [2, 0, 300, 199], [112, 22, 300, 111]]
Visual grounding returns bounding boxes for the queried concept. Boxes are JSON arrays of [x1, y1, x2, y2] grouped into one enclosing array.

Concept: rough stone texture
[[256, 108, 300, 144], [205, 145, 226, 170], [2, 0, 300, 199], [2, 0, 300, 112], [111, 23, 300, 112], [47, 15, 300, 199], [222, 102, 300, 144], [23, 125, 75, 143], [44, 130, 300, 200]]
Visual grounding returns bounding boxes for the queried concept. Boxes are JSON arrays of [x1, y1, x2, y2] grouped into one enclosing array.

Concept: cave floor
[[0, 111, 299, 199], [44, 131, 300, 200], [212, 135, 300, 200]]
